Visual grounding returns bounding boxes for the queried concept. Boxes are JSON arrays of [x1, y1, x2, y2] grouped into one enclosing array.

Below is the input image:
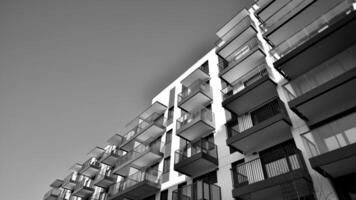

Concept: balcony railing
[[109, 169, 161, 196], [121, 113, 166, 145], [172, 181, 221, 200], [62, 173, 77, 189], [218, 37, 261, 67], [270, 0, 354, 60], [44, 188, 61, 199], [283, 59, 356, 101], [221, 65, 268, 100], [73, 178, 93, 192], [301, 112, 356, 158], [227, 99, 287, 138], [176, 107, 214, 131], [259, 0, 312, 33], [174, 140, 218, 165], [178, 79, 212, 104], [216, 15, 255, 48], [232, 153, 303, 188], [115, 141, 164, 168]]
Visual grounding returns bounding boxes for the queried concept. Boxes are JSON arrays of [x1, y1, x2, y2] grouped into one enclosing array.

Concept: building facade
[[44, 0, 356, 200]]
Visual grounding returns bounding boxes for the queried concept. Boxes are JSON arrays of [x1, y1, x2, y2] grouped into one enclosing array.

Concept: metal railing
[[121, 113, 166, 145], [259, 0, 311, 33], [176, 107, 214, 132], [218, 37, 262, 70], [221, 65, 268, 100], [227, 99, 287, 138], [172, 181, 221, 200], [115, 141, 164, 168], [109, 169, 162, 196], [178, 79, 212, 104], [301, 112, 356, 157], [232, 153, 302, 188], [216, 16, 255, 48], [174, 140, 218, 164], [270, 0, 354, 59]]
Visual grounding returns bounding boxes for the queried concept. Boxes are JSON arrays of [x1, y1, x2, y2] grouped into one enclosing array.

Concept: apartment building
[[44, 0, 356, 200]]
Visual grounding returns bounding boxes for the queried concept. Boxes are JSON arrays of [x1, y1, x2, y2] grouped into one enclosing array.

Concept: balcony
[[113, 142, 164, 176], [174, 140, 218, 177], [178, 79, 212, 112], [301, 112, 356, 178], [231, 151, 313, 200], [216, 10, 258, 60], [176, 107, 215, 142], [172, 181, 221, 200], [227, 99, 292, 154], [222, 71, 277, 116], [219, 38, 266, 85], [79, 158, 101, 178], [44, 188, 61, 200], [120, 112, 166, 152], [107, 134, 124, 147], [181, 62, 210, 87], [100, 150, 124, 167], [72, 180, 94, 199], [273, 1, 356, 79], [49, 179, 63, 188], [261, 0, 346, 45], [62, 173, 77, 190], [108, 170, 161, 200], [93, 172, 116, 189], [283, 51, 356, 127]]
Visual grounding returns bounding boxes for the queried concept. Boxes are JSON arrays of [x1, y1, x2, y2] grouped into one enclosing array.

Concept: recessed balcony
[[174, 140, 218, 177], [231, 150, 314, 200], [301, 112, 356, 178], [108, 170, 161, 200], [93, 172, 116, 189], [273, 2, 356, 79], [176, 107, 215, 142], [119, 102, 167, 152], [181, 62, 210, 87], [79, 158, 101, 178], [227, 99, 292, 154], [216, 10, 258, 61], [44, 188, 61, 200], [222, 72, 277, 116], [178, 79, 212, 112], [172, 181, 221, 200], [113, 142, 164, 176], [72, 180, 94, 199], [219, 37, 266, 85], [62, 173, 77, 190]]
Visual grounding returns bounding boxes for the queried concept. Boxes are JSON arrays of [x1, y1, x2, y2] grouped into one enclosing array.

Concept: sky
[[0, 0, 251, 199]]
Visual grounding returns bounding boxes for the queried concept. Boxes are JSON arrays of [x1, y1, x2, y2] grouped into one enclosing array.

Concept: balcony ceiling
[[181, 68, 209, 86]]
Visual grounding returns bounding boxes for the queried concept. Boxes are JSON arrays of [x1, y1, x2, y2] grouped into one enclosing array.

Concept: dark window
[[160, 190, 168, 200], [166, 130, 172, 144], [168, 87, 175, 108], [251, 99, 280, 125], [193, 171, 217, 184], [167, 107, 174, 125], [163, 157, 170, 174]]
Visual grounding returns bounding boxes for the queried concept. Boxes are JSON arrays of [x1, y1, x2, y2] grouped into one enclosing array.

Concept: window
[[160, 190, 168, 200], [163, 157, 170, 174], [166, 130, 172, 144], [167, 107, 174, 125]]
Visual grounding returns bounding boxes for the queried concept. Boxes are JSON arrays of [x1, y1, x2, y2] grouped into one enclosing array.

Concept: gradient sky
[[0, 1, 251, 199]]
